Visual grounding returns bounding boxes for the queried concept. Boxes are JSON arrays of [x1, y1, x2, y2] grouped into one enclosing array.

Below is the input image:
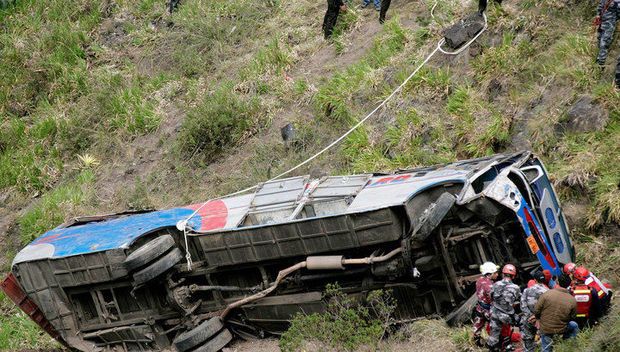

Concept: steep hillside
[[1, 0, 619, 350]]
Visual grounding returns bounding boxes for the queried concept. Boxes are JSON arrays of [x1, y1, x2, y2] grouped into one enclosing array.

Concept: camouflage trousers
[[473, 314, 490, 337], [521, 319, 538, 352], [473, 307, 491, 338], [597, 4, 618, 65], [596, 3, 620, 86], [487, 310, 513, 349]]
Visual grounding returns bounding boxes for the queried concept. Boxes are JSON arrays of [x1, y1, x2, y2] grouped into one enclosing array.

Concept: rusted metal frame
[[317, 217, 334, 252], [438, 227, 465, 298], [205, 273, 226, 307], [221, 229, 236, 265], [69, 292, 88, 326], [476, 238, 488, 262], [79, 312, 180, 333], [39, 258, 73, 332], [352, 219, 396, 232], [247, 225, 261, 262], [190, 284, 260, 292], [69, 280, 132, 294], [96, 289, 116, 323], [446, 229, 490, 244], [1, 273, 66, 345], [196, 215, 394, 256], [108, 287, 123, 321], [457, 273, 483, 286], [432, 230, 456, 305], [71, 285, 165, 330], [91, 290, 108, 325]]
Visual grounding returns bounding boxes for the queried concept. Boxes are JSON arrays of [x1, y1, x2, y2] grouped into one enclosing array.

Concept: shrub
[[279, 284, 396, 352], [177, 82, 263, 161]]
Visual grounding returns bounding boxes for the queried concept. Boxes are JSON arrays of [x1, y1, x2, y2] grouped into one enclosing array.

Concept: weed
[[279, 284, 395, 352], [177, 82, 264, 161], [107, 86, 160, 135], [293, 79, 309, 96], [242, 37, 293, 79]]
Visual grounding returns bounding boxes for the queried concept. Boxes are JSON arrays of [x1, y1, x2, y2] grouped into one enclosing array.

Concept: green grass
[[242, 37, 293, 79], [18, 169, 96, 245], [0, 291, 59, 350], [146, 0, 281, 76], [314, 19, 409, 125]]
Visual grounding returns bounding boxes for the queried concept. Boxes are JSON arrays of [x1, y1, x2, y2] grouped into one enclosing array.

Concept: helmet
[[480, 262, 499, 275], [502, 264, 517, 277], [574, 266, 590, 282], [563, 262, 576, 275]]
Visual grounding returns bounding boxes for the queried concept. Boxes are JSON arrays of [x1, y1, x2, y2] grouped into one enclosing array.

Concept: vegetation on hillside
[[0, 0, 618, 350]]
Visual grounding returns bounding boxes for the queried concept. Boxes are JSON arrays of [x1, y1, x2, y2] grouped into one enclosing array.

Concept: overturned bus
[[1, 151, 574, 351]]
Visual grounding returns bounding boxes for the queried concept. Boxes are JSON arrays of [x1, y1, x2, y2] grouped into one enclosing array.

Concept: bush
[[177, 82, 263, 161], [279, 284, 396, 352]]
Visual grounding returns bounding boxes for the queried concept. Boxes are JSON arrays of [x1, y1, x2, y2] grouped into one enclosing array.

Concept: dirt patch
[[224, 338, 280, 352]]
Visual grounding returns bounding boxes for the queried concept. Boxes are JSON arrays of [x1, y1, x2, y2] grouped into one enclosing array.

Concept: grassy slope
[[0, 0, 619, 350]]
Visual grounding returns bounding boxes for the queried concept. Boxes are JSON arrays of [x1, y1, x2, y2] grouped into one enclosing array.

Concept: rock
[[280, 123, 295, 142], [487, 78, 503, 101], [558, 95, 609, 133], [443, 13, 485, 50]]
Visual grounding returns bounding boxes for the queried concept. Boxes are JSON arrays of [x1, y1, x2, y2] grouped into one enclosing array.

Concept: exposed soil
[[224, 338, 280, 352]]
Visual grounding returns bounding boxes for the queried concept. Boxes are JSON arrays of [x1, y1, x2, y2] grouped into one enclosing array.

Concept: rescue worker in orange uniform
[[572, 266, 613, 326], [572, 267, 597, 327], [473, 262, 499, 347], [563, 262, 576, 278]]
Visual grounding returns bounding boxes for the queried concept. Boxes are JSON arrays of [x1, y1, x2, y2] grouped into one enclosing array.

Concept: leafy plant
[[177, 82, 264, 161], [279, 284, 396, 352]]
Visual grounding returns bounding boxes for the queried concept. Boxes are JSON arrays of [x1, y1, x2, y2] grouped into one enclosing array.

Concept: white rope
[[178, 11, 488, 270], [431, 0, 439, 20], [183, 227, 193, 270]]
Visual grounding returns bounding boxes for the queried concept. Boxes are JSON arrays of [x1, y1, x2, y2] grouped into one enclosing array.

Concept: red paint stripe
[[186, 200, 228, 231], [524, 208, 556, 268]]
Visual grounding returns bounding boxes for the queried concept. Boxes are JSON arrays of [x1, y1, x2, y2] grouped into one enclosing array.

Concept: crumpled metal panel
[[346, 169, 469, 213], [0, 273, 67, 347]]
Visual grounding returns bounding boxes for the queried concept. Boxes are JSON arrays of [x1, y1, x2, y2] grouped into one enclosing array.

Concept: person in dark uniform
[[323, 0, 347, 39], [478, 0, 502, 14], [379, 0, 391, 24], [169, 0, 180, 14]]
